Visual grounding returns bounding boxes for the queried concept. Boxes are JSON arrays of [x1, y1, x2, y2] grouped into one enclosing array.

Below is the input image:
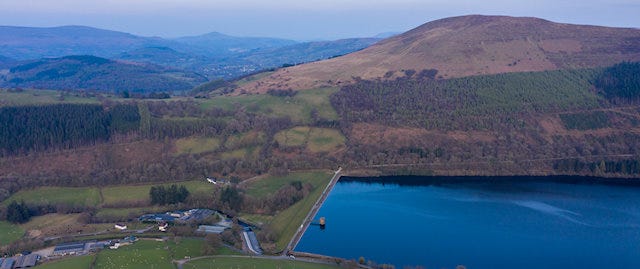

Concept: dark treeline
[[554, 159, 640, 175], [559, 111, 610, 130], [595, 61, 640, 101], [266, 89, 297, 97], [149, 184, 190, 205], [0, 103, 139, 155]]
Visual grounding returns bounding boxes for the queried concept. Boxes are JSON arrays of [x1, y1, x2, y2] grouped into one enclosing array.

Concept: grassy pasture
[[101, 180, 214, 206], [0, 221, 24, 246], [199, 87, 338, 123], [224, 131, 265, 149], [274, 127, 345, 152], [0, 89, 102, 107], [167, 238, 204, 259], [307, 128, 345, 153], [36, 255, 95, 269], [94, 240, 173, 269], [184, 256, 339, 269], [274, 126, 310, 147], [1, 187, 101, 207]]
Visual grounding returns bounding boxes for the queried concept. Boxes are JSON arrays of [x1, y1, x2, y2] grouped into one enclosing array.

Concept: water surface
[[296, 176, 640, 268]]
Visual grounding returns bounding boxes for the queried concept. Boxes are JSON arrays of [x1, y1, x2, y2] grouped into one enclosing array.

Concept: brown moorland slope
[[236, 15, 640, 93]]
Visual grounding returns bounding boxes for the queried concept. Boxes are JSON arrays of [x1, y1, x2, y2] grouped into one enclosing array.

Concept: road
[[284, 167, 342, 254], [173, 254, 342, 269]]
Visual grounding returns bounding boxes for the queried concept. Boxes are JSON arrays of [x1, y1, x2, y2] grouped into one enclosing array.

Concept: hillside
[[174, 31, 297, 57], [238, 38, 381, 68], [0, 55, 207, 92], [236, 15, 640, 93], [0, 25, 176, 60]]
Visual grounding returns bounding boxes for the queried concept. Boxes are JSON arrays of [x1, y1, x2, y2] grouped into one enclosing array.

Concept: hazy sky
[[0, 0, 638, 40]]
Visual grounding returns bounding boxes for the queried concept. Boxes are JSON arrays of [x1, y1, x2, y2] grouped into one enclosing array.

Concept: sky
[[0, 0, 638, 40]]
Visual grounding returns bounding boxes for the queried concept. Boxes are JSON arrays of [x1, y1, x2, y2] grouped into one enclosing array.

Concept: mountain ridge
[[235, 15, 640, 93], [0, 55, 207, 92]]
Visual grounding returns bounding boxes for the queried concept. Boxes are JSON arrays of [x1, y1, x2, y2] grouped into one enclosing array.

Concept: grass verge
[[0, 221, 24, 246], [183, 256, 339, 269]]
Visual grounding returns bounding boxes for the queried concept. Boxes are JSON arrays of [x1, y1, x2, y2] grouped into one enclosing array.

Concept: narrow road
[[284, 167, 342, 254]]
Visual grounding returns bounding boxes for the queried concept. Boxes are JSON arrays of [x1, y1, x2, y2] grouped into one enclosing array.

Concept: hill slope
[[0, 25, 176, 60], [174, 31, 297, 57], [237, 15, 640, 93], [0, 55, 207, 92]]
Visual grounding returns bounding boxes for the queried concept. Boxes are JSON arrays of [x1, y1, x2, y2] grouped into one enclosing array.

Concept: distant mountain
[[0, 55, 207, 92], [173, 32, 297, 57], [238, 38, 381, 68], [0, 25, 383, 85], [0, 25, 179, 60], [0, 55, 15, 68], [115, 38, 381, 80], [237, 15, 640, 93], [117, 46, 209, 70]]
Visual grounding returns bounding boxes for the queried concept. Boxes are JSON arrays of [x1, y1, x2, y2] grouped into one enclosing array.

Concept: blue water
[[296, 178, 640, 268]]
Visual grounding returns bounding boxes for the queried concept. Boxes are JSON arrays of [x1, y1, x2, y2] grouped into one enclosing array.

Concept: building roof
[[197, 225, 227, 234], [14, 254, 39, 268], [0, 258, 14, 269], [53, 242, 86, 253]]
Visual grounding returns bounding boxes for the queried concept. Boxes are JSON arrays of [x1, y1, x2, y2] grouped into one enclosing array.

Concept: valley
[[0, 14, 639, 269]]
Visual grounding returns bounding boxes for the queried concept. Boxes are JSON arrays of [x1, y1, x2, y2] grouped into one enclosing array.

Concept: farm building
[[114, 224, 127, 230], [197, 225, 227, 234], [53, 242, 87, 256], [0, 258, 14, 269], [13, 254, 39, 268]]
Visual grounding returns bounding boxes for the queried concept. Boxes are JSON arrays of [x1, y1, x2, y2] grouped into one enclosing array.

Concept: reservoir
[[296, 176, 640, 268]]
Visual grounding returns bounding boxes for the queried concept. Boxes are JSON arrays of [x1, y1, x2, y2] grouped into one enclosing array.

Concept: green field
[[199, 87, 338, 123], [219, 146, 261, 160], [307, 128, 345, 153], [183, 257, 339, 269], [36, 255, 95, 269], [101, 180, 214, 205], [175, 137, 221, 155], [0, 221, 24, 246], [2, 187, 101, 207], [0, 89, 103, 107], [274, 126, 310, 147], [242, 171, 333, 250], [274, 127, 345, 152], [95, 240, 173, 269], [168, 238, 204, 259], [224, 131, 265, 149]]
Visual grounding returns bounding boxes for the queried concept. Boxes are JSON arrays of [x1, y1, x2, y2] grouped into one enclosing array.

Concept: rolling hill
[[236, 15, 640, 93], [0, 55, 207, 92], [0, 25, 175, 60], [173, 31, 297, 57], [115, 38, 381, 79]]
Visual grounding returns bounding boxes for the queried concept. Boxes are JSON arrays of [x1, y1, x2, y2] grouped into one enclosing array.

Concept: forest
[[331, 68, 601, 131], [0, 103, 139, 155]]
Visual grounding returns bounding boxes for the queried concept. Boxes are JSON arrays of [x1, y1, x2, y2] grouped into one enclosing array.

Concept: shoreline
[[284, 167, 342, 254], [339, 174, 640, 187]]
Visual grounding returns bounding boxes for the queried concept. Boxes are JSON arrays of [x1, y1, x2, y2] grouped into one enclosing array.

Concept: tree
[[6, 200, 31, 223], [150, 184, 190, 205], [202, 234, 223, 255]]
